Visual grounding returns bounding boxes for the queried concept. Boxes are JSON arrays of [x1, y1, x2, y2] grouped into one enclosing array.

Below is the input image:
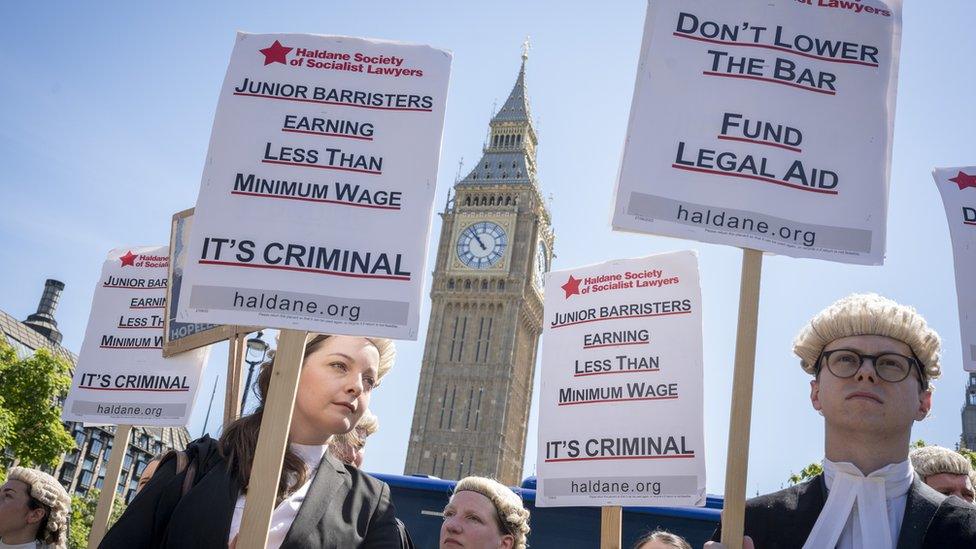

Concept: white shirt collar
[[289, 442, 329, 470], [823, 458, 914, 499], [802, 458, 914, 549]]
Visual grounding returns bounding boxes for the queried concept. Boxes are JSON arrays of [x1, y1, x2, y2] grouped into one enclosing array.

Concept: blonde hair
[[793, 293, 941, 383], [453, 476, 530, 549], [910, 445, 972, 479], [330, 410, 380, 465], [634, 529, 692, 549]]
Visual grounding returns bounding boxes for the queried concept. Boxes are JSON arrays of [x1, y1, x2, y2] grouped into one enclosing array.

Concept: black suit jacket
[[712, 474, 976, 548], [101, 436, 406, 549]]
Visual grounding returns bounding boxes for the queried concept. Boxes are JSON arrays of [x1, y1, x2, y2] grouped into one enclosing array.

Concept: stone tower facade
[[963, 373, 976, 450], [404, 54, 553, 485]]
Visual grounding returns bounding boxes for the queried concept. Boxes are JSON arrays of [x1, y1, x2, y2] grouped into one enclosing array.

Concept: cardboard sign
[[612, 0, 902, 265], [536, 251, 705, 507], [163, 208, 241, 357], [933, 167, 976, 372], [63, 247, 210, 426], [179, 33, 452, 339]]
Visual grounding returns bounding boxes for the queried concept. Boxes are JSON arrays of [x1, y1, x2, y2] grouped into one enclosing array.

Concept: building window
[[79, 471, 93, 488], [447, 279, 455, 289], [473, 388, 484, 430], [498, 280, 505, 290], [60, 465, 75, 484], [446, 386, 457, 429]]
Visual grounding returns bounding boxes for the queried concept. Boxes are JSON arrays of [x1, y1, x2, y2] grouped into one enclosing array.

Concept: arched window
[[489, 196, 495, 205], [498, 280, 505, 290], [481, 280, 488, 290], [448, 279, 455, 289], [505, 196, 512, 205], [464, 280, 471, 289]]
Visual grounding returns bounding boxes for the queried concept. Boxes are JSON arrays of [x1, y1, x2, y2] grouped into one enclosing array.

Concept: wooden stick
[[237, 329, 308, 549], [224, 329, 246, 427], [720, 248, 763, 549], [600, 506, 623, 549], [87, 424, 133, 548]]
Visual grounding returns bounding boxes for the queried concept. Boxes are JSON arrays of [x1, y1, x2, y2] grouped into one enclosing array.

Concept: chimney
[[23, 279, 65, 345]]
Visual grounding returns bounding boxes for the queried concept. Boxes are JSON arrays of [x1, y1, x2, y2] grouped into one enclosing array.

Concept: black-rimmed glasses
[[818, 349, 926, 388]]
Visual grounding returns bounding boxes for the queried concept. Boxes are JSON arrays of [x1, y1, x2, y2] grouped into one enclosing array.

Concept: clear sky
[[1, 1, 974, 498]]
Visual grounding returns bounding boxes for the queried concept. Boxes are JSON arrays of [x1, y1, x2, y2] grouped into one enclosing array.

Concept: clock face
[[534, 241, 549, 288], [456, 221, 508, 269]]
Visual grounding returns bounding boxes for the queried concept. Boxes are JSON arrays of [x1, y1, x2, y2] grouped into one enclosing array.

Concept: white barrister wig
[[793, 293, 941, 382], [910, 445, 973, 479], [453, 476, 531, 549], [8, 467, 71, 549]]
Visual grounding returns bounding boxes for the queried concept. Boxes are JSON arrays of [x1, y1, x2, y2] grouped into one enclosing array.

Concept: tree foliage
[[67, 489, 127, 549], [788, 462, 824, 486], [0, 337, 75, 468]]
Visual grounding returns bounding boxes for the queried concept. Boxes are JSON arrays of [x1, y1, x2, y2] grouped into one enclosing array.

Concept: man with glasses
[[709, 293, 976, 548]]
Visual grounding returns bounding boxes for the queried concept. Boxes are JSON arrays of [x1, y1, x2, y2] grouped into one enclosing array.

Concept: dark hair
[[219, 335, 332, 503], [633, 529, 691, 549], [26, 495, 51, 542]]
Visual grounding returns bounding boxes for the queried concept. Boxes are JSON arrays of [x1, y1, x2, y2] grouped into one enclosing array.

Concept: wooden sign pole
[[720, 248, 763, 549], [87, 424, 133, 548], [600, 506, 623, 549], [223, 329, 247, 428], [237, 329, 308, 549]]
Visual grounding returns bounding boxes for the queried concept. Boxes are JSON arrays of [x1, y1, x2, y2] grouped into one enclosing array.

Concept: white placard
[[63, 247, 210, 426], [933, 167, 976, 372], [178, 33, 452, 339], [612, 0, 902, 265], [536, 251, 705, 507]]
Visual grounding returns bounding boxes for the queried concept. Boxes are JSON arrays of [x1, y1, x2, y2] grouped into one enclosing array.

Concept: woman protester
[[102, 333, 408, 548], [440, 476, 530, 549]]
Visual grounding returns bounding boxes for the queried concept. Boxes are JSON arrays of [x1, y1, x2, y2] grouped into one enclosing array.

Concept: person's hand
[[703, 536, 755, 549]]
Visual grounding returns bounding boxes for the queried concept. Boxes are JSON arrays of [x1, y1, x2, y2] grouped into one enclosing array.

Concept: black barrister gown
[[711, 474, 976, 548], [100, 436, 409, 548]]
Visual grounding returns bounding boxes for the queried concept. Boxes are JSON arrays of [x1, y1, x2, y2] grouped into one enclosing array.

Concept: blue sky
[[1, 1, 974, 497]]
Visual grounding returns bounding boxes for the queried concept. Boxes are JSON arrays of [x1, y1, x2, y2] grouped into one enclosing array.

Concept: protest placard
[[536, 251, 705, 508], [63, 246, 210, 427], [178, 32, 452, 339], [612, 0, 902, 265], [163, 208, 241, 357], [611, 3, 902, 545], [933, 167, 976, 372]]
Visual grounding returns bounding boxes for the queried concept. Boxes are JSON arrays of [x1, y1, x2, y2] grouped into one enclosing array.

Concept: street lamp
[[241, 331, 270, 411]]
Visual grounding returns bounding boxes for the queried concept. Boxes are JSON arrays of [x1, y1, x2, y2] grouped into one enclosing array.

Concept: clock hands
[[467, 228, 488, 251]]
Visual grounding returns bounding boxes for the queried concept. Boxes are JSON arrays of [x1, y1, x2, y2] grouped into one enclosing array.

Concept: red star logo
[[259, 40, 292, 66], [948, 171, 976, 191], [561, 275, 582, 299], [119, 251, 138, 267]]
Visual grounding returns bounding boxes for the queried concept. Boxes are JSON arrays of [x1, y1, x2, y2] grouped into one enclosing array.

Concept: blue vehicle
[[372, 473, 722, 548]]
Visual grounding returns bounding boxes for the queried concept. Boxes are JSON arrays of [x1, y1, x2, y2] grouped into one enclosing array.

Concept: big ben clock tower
[[404, 49, 553, 485]]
